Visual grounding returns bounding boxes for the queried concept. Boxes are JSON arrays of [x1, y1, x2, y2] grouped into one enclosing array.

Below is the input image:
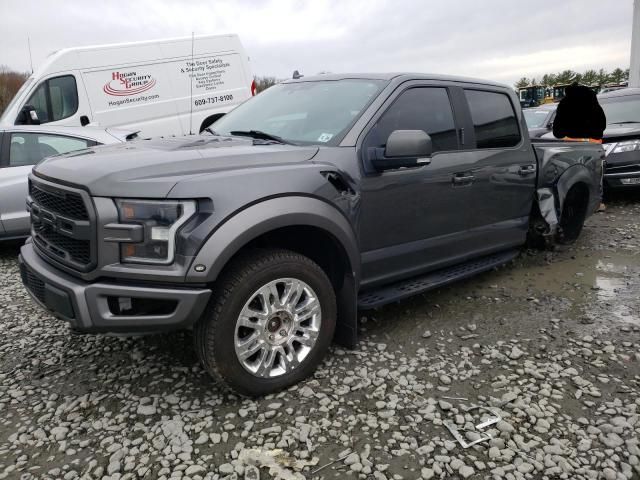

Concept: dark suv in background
[[599, 88, 640, 189]]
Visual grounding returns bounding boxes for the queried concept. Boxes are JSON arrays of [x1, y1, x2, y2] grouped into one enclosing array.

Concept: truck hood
[[33, 135, 319, 197]]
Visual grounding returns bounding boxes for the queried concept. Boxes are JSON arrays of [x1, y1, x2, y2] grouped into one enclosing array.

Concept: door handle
[[518, 164, 536, 176], [452, 173, 475, 185]]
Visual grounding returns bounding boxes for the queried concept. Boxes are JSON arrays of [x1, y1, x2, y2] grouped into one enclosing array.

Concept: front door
[[359, 84, 481, 288]]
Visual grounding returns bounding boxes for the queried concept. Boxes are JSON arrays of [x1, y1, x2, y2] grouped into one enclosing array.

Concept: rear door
[[0, 131, 95, 236], [459, 88, 536, 244]]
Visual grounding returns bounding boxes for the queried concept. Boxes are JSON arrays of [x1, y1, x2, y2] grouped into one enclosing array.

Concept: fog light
[[118, 297, 132, 311]]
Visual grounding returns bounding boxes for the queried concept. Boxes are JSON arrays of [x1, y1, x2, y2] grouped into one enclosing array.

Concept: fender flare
[[186, 195, 360, 284]]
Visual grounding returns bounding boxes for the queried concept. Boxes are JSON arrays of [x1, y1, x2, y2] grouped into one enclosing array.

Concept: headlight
[[604, 140, 640, 156], [115, 199, 196, 264]]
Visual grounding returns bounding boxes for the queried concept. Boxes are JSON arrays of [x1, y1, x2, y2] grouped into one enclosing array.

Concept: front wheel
[[194, 249, 336, 396]]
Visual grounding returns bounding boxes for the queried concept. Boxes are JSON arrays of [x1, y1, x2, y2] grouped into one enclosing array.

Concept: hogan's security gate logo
[[103, 71, 157, 96]]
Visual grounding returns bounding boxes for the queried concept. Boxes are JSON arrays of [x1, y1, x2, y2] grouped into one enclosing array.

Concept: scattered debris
[[443, 405, 503, 448]]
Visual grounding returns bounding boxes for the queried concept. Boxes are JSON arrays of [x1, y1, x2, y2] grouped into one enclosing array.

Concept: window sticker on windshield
[[318, 133, 333, 143]]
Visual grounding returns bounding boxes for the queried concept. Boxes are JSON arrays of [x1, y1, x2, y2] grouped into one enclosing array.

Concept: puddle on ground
[[489, 250, 640, 327]]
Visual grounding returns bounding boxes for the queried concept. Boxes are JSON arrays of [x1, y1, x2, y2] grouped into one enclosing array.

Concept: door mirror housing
[[371, 130, 433, 171], [16, 105, 40, 125], [385, 130, 433, 158]]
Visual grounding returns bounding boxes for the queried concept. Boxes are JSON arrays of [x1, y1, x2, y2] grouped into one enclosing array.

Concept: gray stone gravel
[[1, 195, 640, 479]]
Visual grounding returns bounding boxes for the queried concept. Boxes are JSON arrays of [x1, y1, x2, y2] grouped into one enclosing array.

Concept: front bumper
[[604, 170, 640, 188], [604, 151, 640, 189], [19, 241, 211, 334]]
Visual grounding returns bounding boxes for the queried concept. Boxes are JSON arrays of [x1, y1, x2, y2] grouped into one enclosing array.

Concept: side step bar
[[357, 249, 519, 309]]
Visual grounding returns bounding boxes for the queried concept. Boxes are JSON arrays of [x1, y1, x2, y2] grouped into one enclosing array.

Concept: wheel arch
[[187, 196, 360, 347], [555, 165, 598, 215]]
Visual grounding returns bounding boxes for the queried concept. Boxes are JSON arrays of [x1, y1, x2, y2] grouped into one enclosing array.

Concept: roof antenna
[[292, 70, 303, 80], [27, 36, 34, 73], [189, 31, 195, 135]]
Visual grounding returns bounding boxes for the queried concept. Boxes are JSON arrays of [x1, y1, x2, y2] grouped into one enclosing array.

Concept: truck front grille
[[33, 228, 92, 265], [30, 184, 88, 220], [29, 179, 96, 272]]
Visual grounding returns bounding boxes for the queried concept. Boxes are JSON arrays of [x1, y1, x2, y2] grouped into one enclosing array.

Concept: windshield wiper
[[204, 127, 218, 135], [609, 121, 640, 125], [229, 130, 291, 144]]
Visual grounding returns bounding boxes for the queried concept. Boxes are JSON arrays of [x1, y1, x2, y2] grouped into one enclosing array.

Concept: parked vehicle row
[[19, 73, 604, 395]]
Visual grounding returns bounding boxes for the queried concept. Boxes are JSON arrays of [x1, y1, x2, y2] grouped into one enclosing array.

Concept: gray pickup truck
[[20, 73, 604, 395]]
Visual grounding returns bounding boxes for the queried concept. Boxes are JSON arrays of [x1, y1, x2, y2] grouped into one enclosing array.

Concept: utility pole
[[631, 0, 640, 87]]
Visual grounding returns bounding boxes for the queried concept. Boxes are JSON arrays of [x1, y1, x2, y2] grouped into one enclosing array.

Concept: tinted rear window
[[465, 90, 521, 148]]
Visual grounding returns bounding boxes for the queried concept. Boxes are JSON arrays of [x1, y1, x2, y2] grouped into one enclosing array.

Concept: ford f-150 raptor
[[20, 73, 604, 395]]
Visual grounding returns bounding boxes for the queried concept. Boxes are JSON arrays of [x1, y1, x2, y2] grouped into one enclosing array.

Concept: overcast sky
[[0, 0, 634, 86]]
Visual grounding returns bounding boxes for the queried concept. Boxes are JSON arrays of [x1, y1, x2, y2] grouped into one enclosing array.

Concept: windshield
[[600, 94, 640, 125], [523, 108, 551, 128], [0, 75, 34, 122], [211, 79, 387, 145]]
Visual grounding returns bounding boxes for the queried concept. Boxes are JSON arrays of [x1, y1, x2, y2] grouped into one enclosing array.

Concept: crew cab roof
[[282, 72, 510, 89]]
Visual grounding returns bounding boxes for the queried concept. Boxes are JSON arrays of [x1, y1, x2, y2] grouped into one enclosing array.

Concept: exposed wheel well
[[240, 226, 350, 292], [199, 113, 226, 133], [558, 182, 590, 244]]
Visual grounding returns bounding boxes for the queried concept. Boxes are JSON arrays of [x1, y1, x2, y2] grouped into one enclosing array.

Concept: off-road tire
[[194, 248, 336, 396]]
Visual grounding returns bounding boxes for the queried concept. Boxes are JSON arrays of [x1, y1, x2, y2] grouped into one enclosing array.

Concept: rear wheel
[[194, 248, 336, 396], [556, 186, 589, 244]]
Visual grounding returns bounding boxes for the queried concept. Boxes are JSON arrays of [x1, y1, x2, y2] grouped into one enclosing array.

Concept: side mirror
[[385, 130, 433, 157], [371, 130, 433, 171], [16, 105, 40, 125]]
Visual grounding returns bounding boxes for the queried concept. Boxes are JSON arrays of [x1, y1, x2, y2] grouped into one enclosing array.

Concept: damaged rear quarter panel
[[532, 140, 604, 228]]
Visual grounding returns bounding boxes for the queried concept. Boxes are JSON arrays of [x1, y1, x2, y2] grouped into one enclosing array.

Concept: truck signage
[[103, 71, 157, 96]]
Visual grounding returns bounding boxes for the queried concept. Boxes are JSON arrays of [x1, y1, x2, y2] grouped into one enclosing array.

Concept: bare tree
[[0, 65, 29, 116], [253, 76, 278, 94]]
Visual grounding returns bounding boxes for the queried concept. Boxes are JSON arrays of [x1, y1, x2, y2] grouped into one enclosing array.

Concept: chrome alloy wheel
[[234, 278, 322, 378]]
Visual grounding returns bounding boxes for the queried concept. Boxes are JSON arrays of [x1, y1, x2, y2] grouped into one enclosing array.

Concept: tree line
[[0, 66, 29, 115], [515, 67, 630, 89]]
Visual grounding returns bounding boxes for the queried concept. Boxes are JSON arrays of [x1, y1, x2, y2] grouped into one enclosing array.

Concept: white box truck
[[0, 34, 255, 137]]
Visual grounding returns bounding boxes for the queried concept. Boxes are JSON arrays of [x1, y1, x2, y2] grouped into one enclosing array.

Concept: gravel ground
[[1, 195, 640, 480]]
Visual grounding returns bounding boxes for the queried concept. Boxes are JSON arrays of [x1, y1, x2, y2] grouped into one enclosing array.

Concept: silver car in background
[[0, 125, 136, 239]]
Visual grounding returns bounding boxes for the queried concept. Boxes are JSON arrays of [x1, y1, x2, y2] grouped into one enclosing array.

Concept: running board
[[357, 250, 518, 309]]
